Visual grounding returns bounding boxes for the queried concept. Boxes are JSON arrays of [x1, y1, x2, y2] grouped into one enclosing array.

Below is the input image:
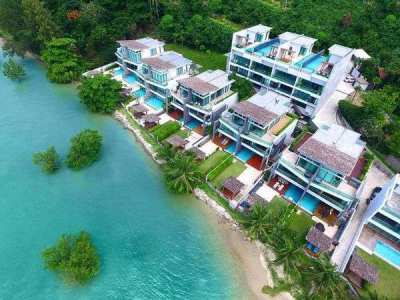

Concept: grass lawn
[[357, 248, 400, 299], [211, 160, 246, 188], [199, 150, 230, 175], [267, 196, 314, 238], [165, 44, 226, 71]]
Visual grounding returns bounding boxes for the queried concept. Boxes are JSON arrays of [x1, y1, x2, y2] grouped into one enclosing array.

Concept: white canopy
[[353, 49, 371, 60]]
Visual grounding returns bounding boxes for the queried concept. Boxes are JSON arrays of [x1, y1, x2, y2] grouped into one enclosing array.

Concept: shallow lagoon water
[[0, 56, 244, 299]]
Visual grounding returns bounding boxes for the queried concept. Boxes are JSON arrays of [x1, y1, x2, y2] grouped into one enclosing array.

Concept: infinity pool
[[113, 67, 123, 76], [145, 96, 164, 110], [375, 240, 400, 268], [284, 184, 320, 213], [226, 144, 253, 162], [297, 55, 328, 72]]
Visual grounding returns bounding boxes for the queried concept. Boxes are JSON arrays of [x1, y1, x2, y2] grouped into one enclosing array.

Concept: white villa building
[[270, 124, 367, 220], [215, 89, 297, 170], [169, 70, 238, 133], [115, 38, 193, 112], [227, 25, 368, 118], [357, 174, 400, 269]]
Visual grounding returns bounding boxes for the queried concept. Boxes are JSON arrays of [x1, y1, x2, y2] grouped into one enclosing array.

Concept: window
[[177, 67, 183, 75], [299, 46, 307, 56], [150, 48, 157, 56], [255, 33, 263, 42], [142, 66, 149, 74]]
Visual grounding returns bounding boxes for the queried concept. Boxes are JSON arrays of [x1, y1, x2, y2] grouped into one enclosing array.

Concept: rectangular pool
[[145, 96, 164, 110], [225, 144, 253, 162], [124, 73, 138, 84], [114, 67, 124, 77], [284, 184, 320, 214], [375, 240, 400, 268], [298, 55, 328, 72], [133, 88, 146, 98], [186, 119, 201, 130]]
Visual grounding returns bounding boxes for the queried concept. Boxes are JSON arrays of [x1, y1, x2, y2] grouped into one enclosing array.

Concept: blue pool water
[[255, 45, 274, 57], [375, 241, 400, 268], [284, 185, 320, 213], [123, 73, 137, 84], [113, 67, 123, 76], [133, 88, 146, 98], [0, 54, 246, 299], [225, 144, 253, 162], [186, 118, 201, 130], [298, 55, 328, 72], [145, 96, 164, 110]]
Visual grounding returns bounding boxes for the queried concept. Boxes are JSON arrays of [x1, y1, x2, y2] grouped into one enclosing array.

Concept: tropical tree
[[65, 129, 102, 170], [163, 152, 203, 194], [271, 233, 304, 279], [32, 146, 60, 173], [42, 231, 100, 284], [79, 75, 122, 114], [156, 144, 176, 161], [2, 58, 26, 80], [42, 38, 82, 83], [230, 74, 254, 101], [302, 254, 350, 300], [241, 203, 276, 242]]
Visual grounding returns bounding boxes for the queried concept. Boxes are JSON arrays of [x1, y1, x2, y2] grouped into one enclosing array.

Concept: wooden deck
[[212, 134, 232, 149], [247, 155, 263, 170], [314, 203, 338, 226]]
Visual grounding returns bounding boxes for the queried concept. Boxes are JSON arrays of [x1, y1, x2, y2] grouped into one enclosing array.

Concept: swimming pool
[[225, 144, 253, 162], [375, 240, 400, 268], [284, 184, 320, 213], [133, 88, 146, 98], [186, 119, 201, 130], [114, 67, 124, 77], [124, 73, 137, 84], [298, 55, 328, 72], [145, 96, 164, 110]]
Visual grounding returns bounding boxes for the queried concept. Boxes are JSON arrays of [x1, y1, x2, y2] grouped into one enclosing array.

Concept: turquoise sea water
[[0, 56, 244, 299]]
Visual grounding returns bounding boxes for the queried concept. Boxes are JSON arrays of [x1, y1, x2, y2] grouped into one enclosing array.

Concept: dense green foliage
[[230, 74, 254, 101], [339, 86, 400, 157], [2, 58, 26, 80], [66, 129, 102, 170], [151, 121, 181, 141], [79, 75, 122, 114], [42, 38, 82, 83], [242, 198, 349, 299], [32, 146, 60, 173], [163, 152, 203, 194], [42, 231, 100, 284]]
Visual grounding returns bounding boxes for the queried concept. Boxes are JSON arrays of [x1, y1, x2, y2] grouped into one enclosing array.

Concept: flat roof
[[248, 89, 291, 116], [298, 124, 365, 175], [142, 51, 192, 70], [386, 174, 400, 215], [329, 44, 353, 57], [117, 37, 164, 50], [242, 24, 271, 34], [233, 101, 278, 127]]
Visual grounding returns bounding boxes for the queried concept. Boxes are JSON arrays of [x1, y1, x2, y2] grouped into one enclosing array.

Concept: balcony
[[273, 70, 296, 86], [250, 62, 272, 77], [232, 55, 251, 69], [293, 90, 317, 105], [297, 79, 324, 95]]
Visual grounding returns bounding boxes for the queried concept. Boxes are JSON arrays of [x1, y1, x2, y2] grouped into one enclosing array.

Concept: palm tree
[[302, 254, 350, 300], [164, 152, 203, 194], [271, 233, 304, 279], [156, 144, 176, 161], [360, 289, 388, 300], [241, 203, 277, 242], [148, 0, 159, 20]]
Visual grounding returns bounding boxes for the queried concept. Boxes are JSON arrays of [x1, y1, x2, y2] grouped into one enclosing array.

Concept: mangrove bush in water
[[66, 129, 102, 170], [2, 58, 26, 80], [32, 146, 60, 174], [79, 75, 122, 114], [42, 38, 82, 83], [42, 231, 100, 284]]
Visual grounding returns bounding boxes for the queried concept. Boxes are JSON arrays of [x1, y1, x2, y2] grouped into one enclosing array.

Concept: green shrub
[[32, 146, 60, 174], [151, 121, 181, 141], [42, 231, 100, 284], [338, 100, 363, 129], [359, 151, 374, 181], [66, 129, 102, 170]]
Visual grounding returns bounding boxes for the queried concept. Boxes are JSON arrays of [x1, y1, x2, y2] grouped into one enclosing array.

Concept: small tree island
[[32, 146, 60, 174], [79, 75, 122, 114], [66, 129, 103, 170], [2, 58, 26, 80], [42, 231, 100, 284]]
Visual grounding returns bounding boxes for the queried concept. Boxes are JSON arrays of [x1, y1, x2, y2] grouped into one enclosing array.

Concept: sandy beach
[[195, 199, 293, 300]]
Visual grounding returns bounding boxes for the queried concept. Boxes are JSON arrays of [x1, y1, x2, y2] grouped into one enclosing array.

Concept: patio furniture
[[305, 227, 333, 256], [315, 222, 325, 232], [273, 182, 279, 189]]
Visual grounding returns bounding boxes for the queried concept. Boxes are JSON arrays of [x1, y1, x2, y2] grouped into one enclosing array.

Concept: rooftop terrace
[[142, 51, 192, 71]]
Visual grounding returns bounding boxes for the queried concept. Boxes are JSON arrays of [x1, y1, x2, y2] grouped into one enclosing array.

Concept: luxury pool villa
[[357, 174, 400, 269]]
